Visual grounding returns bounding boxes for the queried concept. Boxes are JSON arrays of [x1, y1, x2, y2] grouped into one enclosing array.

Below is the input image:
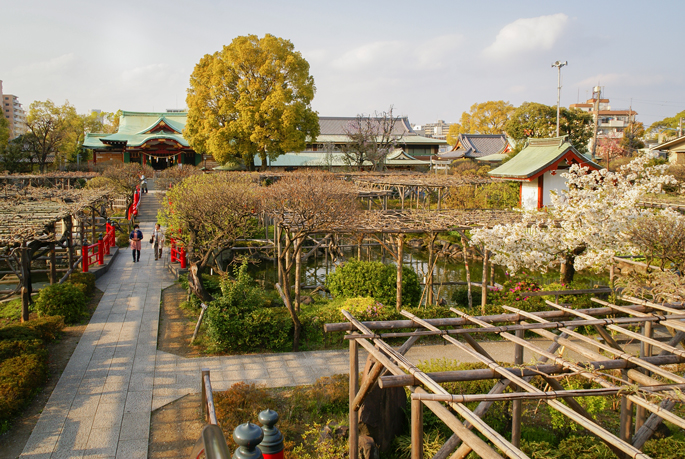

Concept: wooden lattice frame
[[327, 296, 685, 459], [0, 187, 112, 245]]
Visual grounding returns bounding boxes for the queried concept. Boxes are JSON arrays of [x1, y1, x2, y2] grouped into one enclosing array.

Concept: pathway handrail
[[190, 369, 231, 459], [189, 425, 231, 459]]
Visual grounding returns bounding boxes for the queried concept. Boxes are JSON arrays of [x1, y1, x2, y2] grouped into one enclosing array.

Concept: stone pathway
[[19, 186, 654, 458]]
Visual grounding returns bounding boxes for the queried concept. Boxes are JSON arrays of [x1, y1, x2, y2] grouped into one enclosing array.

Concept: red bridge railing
[[170, 237, 187, 268], [82, 223, 116, 272]]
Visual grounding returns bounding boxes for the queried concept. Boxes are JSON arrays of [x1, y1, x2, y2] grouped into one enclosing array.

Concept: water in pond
[[242, 241, 609, 302]]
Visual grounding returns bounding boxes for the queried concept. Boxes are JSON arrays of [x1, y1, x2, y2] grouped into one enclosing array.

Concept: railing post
[[201, 368, 209, 423], [82, 245, 88, 272], [258, 409, 284, 459], [180, 247, 187, 269], [232, 423, 264, 459], [98, 235, 104, 265]]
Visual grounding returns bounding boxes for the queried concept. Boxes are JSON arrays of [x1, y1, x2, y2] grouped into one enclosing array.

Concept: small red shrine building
[[83, 111, 203, 170], [489, 136, 601, 210]]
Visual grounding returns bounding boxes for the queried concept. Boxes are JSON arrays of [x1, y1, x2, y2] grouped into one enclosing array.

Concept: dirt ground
[[0, 288, 104, 459], [149, 394, 205, 459], [150, 284, 206, 458], [158, 283, 204, 358]]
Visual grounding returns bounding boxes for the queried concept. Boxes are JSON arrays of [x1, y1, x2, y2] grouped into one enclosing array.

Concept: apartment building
[[569, 97, 637, 139], [0, 80, 27, 139]]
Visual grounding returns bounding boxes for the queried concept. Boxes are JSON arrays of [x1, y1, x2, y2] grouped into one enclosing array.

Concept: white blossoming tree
[[470, 153, 677, 283]]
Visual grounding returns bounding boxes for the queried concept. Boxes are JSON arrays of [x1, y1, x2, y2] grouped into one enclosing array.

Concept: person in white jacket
[[152, 223, 165, 260]]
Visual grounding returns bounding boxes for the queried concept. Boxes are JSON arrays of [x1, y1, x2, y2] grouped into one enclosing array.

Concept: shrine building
[[489, 136, 601, 210], [83, 111, 203, 170]]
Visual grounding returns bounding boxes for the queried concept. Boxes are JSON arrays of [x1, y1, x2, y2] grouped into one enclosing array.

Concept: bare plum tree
[[262, 172, 359, 350], [342, 106, 403, 171]]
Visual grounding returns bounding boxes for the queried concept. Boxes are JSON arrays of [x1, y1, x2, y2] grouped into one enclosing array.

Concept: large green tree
[[504, 102, 593, 154], [185, 34, 320, 170], [647, 109, 685, 138], [620, 121, 645, 154], [25, 100, 80, 172], [0, 116, 9, 154], [447, 100, 514, 145]]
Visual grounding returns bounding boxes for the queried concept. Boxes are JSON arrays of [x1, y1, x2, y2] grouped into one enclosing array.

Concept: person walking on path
[[152, 223, 165, 260], [129, 224, 143, 262], [140, 173, 148, 194]]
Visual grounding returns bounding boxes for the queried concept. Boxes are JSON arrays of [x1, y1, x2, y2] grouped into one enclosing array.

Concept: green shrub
[[206, 262, 292, 353], [0, 353, 48, 430], [34, 283, 88, 324], [67, 272, 95, 297], [548, 378, 607, 434], [23, 316, 65, 341], [0, 339, 45, 361], [326, 259, 421, 307], [341, 297, 395, 321], [643, 437, 685, 459]]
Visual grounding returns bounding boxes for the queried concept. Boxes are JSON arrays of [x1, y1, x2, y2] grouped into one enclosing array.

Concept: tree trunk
[[188, 262, 214, 303], [461, 236, 472, 308], [561, 246, 586, 284]]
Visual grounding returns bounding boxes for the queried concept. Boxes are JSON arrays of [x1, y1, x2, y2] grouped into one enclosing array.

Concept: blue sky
[[1, 0, 683, 126]]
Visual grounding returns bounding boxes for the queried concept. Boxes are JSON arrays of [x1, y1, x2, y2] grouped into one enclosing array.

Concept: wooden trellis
[[326, 295, 685, 459], [0, 187, 113, 321], [274, 209, 520, 310]]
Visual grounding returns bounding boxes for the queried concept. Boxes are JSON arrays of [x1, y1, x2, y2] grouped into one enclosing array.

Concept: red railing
[[82, 239, 103, 272], [103, 222, 116, 256], [170, 237, 187, 268]]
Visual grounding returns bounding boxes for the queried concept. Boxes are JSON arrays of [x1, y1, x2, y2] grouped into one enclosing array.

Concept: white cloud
[[483, 14, 568, 58], [576, 73, 666, 88], [329, 34, 463, 73], [11, 53, 77, 75]]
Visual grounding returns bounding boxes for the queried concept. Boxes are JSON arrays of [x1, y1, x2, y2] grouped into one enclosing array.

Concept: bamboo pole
[[414, 310, 651, 459], [511, 328, 524, 448], [592, 297, 685, 334], [455, 306, 685, 431], [438, 334, 569, 459], [343, 311, 526, 459], [349, 335, 359, 459], [635, 320, 653, 433], [503, 306, 685, 384], [352, 335, 419, 411], [411, 394, 423, 459], [481, 249, 489, 315], [379, 354, 683, 389], [324, 302, 685, 333], [411, 384, 685, 403]]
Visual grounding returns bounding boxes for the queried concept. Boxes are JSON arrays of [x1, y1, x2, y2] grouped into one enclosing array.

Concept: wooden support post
[[276, 224, 283, 286], [349, 336, 359, 459], [49, 242, 57, 285], [481, 249, 489, 315], [294, 237, 302, 313], [396, 234, 404, 311], [411, 395, 423, 459], [426, 234, 435, 305], [20, 244, 30, 323], [66, 216, 74, 272], [91, 207, 96, 245], [511, 328, 524, 448], [461, 236, 472, 308], [635, 321, 653, 433]]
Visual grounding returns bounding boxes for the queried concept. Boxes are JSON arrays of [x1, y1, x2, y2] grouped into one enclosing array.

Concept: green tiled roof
[[489, 136, 600, 179]]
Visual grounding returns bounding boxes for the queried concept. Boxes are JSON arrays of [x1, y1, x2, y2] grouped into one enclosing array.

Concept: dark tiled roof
[[318, 116, 419, 136], [439, 134, 509, 160]]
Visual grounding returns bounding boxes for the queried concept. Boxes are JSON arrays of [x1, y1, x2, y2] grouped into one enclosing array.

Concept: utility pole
[[552, 61, 568, 137], [591, 85, 602, 162], [679, 117, 683, 137]]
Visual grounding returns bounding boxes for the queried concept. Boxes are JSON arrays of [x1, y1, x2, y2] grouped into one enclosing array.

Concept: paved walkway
[[19, 186, 653, 458]]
